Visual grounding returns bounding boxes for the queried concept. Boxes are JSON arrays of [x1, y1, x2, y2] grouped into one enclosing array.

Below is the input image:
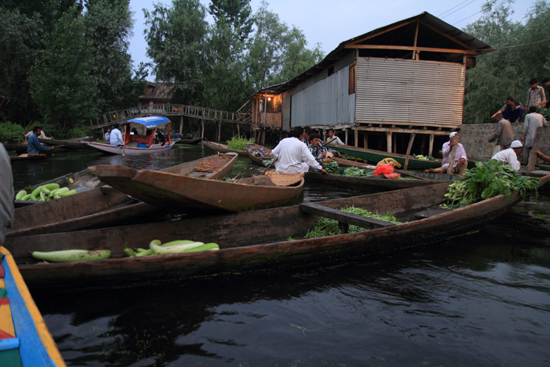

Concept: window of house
[[349, 64, 356, 94]]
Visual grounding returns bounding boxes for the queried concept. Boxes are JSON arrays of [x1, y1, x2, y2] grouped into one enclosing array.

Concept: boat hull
[[329, 144, 441, 169], [84, 141, 175, 155], [245, 143, 272, 166], [202, 141, 247, 156]]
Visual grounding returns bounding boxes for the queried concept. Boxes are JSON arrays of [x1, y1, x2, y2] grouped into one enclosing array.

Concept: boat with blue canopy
[[0, 246, 65, 366], [85, 116, 175, 155]]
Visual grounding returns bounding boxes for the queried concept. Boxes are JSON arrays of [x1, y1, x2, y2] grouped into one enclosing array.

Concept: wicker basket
[[265, 171, 304, 186]]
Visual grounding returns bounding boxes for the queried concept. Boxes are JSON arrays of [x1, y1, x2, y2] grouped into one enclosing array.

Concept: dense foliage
[[0, 122, 24, 142], [444, 160, 540, 208], [226, 135, 254, 150]]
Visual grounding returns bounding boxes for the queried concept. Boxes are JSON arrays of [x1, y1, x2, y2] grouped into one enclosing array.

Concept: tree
[[0, 9, 44, 124], [463, 0, 550, 123], [144, 0, 208, 105], [28, 5, 99, 128], [83, 0, 134, 112], [208, 0, 254, 42]]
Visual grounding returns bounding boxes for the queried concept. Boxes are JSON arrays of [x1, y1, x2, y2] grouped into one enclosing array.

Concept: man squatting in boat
[[491, 140, 524, 172], [425, 131, 468, 174], [270, 127, 328, 175]]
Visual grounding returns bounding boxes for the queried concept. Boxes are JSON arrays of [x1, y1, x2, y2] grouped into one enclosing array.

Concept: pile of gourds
[[16, 184, 76, 202]]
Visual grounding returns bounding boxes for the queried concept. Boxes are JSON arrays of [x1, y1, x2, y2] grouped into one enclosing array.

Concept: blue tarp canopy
[[119, 116, 171, 128]]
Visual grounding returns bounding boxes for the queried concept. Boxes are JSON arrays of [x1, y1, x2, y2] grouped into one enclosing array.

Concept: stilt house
[[242, 12, 493, 157]]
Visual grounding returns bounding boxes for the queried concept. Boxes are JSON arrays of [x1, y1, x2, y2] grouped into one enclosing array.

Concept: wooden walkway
[[90, 103, 251, 130]]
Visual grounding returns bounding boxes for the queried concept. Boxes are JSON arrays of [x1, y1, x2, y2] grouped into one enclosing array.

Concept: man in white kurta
[[522, 106, 547, 158], [109, 126, 124, 146], [271, 135, 327, 175], [491, 140, 523, 171]]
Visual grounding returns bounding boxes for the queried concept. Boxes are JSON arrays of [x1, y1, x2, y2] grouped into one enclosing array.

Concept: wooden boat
[[175, 137, 202, 145], [14, 168, 102, 208], [202, 140, 248, 156], [10, 154, 51, 163], [0, 247, 66, 366], [85, 116, 175, 155], [304, 170, 450, 190], [6, 177, 548, 287], [38, 137, 93, 150], [245, 143, 272, 166], [332, 157, 459, 182], [8, 154, 237, 237], [328, 144, 442, 170], [92, 154, 303, 212], [2, 142, 26, 151]]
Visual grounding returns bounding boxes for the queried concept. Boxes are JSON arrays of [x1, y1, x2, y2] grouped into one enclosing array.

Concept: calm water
[[9, 144, 550, 366]]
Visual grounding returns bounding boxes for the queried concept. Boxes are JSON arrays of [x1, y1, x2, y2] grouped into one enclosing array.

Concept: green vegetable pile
[[323, 161, 340, 174], [15, 183, 76, 202], [342, 167, 373, 177], [227, 136, 254, 150], [444, 159, 540, 208], [304, 207, 401, 238], [124, 239, 219, 257], [413, 154, 435, 161]]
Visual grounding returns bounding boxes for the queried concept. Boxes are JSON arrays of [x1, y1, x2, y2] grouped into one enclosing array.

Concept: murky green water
[[9, 144, 550, 366]]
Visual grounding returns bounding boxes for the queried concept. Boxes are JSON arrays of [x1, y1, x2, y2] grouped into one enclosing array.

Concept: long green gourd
[[32, 249, 111, 263]]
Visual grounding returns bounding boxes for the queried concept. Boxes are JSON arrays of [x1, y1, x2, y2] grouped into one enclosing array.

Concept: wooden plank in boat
[[299, 202, 396, 229]]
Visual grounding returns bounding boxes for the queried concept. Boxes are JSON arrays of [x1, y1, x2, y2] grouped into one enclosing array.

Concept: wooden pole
[[403, 132, 417, 171], [179, 116, 183, 134], [363, 133, 368, 149], [345, 129, 349, 145], [217, 120, 222, 142], [386, 132, 392, 153], [428, 134, 435, 157], [354, 129, 358, 147], [201, 120, 204, 139], [237, 123, 240, 137], [527, 126, 544, 171]]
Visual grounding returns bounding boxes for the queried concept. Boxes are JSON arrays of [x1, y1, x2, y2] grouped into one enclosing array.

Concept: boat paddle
[[264, 158, 277, 175]]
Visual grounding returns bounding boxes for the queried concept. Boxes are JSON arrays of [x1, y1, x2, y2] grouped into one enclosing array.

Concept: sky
[[128, 0, 538, 74]]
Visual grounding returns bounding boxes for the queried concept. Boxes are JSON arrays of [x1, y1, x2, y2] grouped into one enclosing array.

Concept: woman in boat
[[271, 128, 328, 175]]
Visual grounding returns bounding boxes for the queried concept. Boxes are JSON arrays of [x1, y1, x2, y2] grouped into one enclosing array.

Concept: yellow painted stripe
[[0, 278, 5, 288], [0, 277, 15, 338], [0, 247, 66, 366]]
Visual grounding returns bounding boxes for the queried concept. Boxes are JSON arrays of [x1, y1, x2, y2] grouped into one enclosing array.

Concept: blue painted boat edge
[[0, 337, 20, 351], [2, 257, 58, 367]]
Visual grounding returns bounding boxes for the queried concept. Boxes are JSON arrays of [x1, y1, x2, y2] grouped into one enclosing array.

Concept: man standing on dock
[[521, 106, 547, 158], [271, 127, 328, 175], [27, 127, 54, 155], [488, 114, 514, 151]]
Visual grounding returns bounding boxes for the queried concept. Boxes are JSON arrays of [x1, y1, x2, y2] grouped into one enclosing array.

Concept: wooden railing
[[90, 103, 252, 129]]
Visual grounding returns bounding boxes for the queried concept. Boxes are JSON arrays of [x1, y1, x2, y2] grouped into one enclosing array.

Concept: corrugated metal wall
[[355, 58, 465, 125], [291, 66, 353, 127], [282, 91, 291, 130]]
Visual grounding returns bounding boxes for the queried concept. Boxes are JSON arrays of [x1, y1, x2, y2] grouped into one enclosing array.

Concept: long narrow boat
[[245, 143, 272, 166], [175, 137, 202, 145], [8, 154, 238, 237], [202, 141, 247, 156], [38, 137, 93, 150], [2, 142, 26, 151], [10, 154, 51, 163], [328, 144, 442, 170], [92, 155, 303, 213], [0, 247, 66, 366], [85, 116, 175, 155], [6, 177, 548, 287]]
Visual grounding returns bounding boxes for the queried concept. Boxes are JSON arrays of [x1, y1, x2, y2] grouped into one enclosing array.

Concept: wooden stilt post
[[201, 120, 204, 139], [179, 116, 183, 134], [218, 120, 222, 142], [386, 132, 392, 153], [363, 134, 368, 149], [428, 134, 435, 157], [403, 133, 416, 171], [345, 129, 349, 145], [237, 123, 240, 137], [354, 129, 358, 147], [528, 126, 544, 171]]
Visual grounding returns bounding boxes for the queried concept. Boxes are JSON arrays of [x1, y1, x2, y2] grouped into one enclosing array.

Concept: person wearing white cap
[[491, 140, 523, 171], [425, 131, 467, 174]]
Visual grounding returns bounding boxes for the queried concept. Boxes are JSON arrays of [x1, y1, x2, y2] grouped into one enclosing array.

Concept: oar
[[264, 158, 278, 175]]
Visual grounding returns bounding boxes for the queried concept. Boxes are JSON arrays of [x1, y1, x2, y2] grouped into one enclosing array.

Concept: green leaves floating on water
[[304, 207, 401, 239], [444, 159, 540, 208]]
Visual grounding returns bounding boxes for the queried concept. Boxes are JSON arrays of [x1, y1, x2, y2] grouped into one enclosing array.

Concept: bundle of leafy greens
[[444, 160, 540, 208], [227, 136, 254, 150], [304, 207, 401, 238], [343, 167, 373, 177], [323, 161, 340, 174], [413, 154, 435, 161]]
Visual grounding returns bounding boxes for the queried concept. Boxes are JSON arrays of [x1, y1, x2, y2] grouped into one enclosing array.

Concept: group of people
[[104, 126, 167, 147]]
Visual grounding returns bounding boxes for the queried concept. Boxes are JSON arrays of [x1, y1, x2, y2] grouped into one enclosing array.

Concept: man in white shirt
[[426, 132, 467, 174], [23, 126, 51, 140], [491, 140, 523, 171], [325, 129, 345, 146], [270, 128, 328, 175], [109, 126, 124, 146]]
